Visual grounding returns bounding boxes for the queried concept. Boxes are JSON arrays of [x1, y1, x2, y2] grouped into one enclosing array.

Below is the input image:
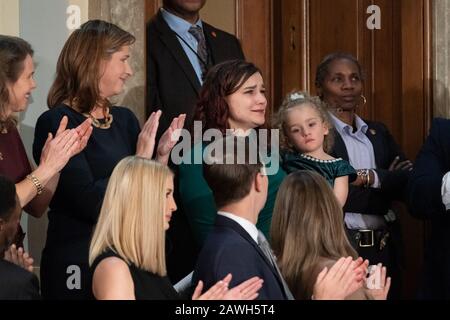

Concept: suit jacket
[[146, 10, 245, 134], [330, 120, 410, 216], [0, 259, 40, 300], [193, 215, 287, 300], [408, 118, 450, 299]]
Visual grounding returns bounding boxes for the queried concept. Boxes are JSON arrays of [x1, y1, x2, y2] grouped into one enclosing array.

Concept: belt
[[348, 229, 390, 251]]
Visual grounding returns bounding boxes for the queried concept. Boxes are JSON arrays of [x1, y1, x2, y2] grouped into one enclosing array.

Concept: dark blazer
[[330, 120, 410, 216], [408, 118, 450, 299], [0, 259, 40, 300], [146, 10, 245, 134], [193, 215, 287, 300]]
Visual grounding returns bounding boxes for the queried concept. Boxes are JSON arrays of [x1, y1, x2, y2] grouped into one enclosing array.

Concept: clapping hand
[[192, 274, 263, 300], [156, 114, 186, 165], [313, 256, 366, 300], [136, 110, 162, 159], [4, 244, 34, 273], [365, 263, 391, 300], [72, 118, 93, 156], [192, 274, 231, 300], [40, 116, 81, 174]]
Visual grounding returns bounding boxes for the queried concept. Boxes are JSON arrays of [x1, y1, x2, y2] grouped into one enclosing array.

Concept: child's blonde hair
[[274, 91, 334, 153]]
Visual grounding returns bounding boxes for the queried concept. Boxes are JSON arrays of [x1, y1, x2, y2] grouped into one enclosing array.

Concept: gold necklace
[[83, 108, 113, 129]]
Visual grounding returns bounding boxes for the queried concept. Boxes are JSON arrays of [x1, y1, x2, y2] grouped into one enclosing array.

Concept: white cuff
[[441, 172, 450, 210]]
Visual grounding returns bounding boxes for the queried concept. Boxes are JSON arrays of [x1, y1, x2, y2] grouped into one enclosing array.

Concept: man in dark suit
[[147, 0, 245, 133], [147, 0, 245, 283], [192, 137, 291, 300], [0, 175, 40, 300], [408, 118, 450, 299]]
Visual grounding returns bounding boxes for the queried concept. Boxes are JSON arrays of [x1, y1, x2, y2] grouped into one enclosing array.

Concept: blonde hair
[[270, 170, 357, 300], [89, 156, 173, 276], [273, 91, 334, 153]]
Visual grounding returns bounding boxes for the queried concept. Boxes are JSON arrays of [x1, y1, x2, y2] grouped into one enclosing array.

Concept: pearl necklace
[[300, 153, 342, 163]]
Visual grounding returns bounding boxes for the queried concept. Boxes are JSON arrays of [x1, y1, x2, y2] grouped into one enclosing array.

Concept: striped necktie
[[188, 25, 209, 80]]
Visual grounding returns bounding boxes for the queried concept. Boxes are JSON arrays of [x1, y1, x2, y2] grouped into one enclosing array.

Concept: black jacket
[[146, 10, 245, 135], [330, 120, 410, 216], [408, 118, 450, 299], [0, 259, 40, 300]]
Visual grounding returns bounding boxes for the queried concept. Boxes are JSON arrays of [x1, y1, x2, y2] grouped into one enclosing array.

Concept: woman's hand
[[222, 276, 263, 300], [4, 244, 34, 273], [365, 263, 391, 300], [192, 274, 231, 300], [39, 116, 81, 175], [156, 114, 186, 165], [192, 274, 263, 300], [389, 156, 413, 172], [313, 257, 365, 300], [72, 118, 93, 156], [347, 257, 369, 295], [136, 111, 162, 159]]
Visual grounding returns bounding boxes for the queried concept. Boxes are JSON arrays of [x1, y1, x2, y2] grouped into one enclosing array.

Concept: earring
[[360, 95, 367, 105]]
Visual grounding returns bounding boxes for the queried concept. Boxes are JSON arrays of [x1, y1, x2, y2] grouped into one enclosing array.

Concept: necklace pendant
[[83, 108, 114, 130]]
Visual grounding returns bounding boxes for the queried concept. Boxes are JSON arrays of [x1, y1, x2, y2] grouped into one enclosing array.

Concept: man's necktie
[[188, 25, 209, 79], [257, 230, 295, 300]]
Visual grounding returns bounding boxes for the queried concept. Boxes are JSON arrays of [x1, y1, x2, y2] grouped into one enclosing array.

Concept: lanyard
[[173, 31, 209, 70]]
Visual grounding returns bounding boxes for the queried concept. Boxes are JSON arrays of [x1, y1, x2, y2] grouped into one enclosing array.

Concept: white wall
[[18, 0, 89, 265], [0, 0, 20, 36]]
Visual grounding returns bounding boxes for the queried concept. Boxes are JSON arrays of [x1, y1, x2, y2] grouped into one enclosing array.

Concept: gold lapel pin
[[369, 129, 377, 135], [211, 31, 217, 38]]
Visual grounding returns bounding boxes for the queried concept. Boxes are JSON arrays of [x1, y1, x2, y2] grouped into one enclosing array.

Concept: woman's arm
[[20, 171, 59, 218], [22, 116, 92, 218], [92, 257, 135, 300], [33, 113, 103, 223]]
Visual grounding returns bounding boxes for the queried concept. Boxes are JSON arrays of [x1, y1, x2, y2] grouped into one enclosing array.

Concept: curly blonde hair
[[273, 91, 334, 153]]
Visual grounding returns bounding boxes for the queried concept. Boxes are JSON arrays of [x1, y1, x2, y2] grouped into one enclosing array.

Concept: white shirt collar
[[218, 211, 259, 243], [329, 112, 368, 135]]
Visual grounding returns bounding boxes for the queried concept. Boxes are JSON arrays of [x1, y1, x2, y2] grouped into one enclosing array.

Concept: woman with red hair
[[177, 60, 286, 247]]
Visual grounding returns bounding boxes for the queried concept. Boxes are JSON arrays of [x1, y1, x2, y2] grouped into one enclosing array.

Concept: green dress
[[178, 143, 286, 246], [281, 151, 357, 186]]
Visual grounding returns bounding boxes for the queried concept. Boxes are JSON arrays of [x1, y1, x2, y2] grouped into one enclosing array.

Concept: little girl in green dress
[[274, 91, 356, 207]]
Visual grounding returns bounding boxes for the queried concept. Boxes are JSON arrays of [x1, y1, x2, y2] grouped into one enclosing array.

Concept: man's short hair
[[203, 136, 263, 208], [0, 175, 17, 221]]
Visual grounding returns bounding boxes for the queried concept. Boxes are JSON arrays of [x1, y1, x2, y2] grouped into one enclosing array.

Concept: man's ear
[[254, 172, 264, 193]]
